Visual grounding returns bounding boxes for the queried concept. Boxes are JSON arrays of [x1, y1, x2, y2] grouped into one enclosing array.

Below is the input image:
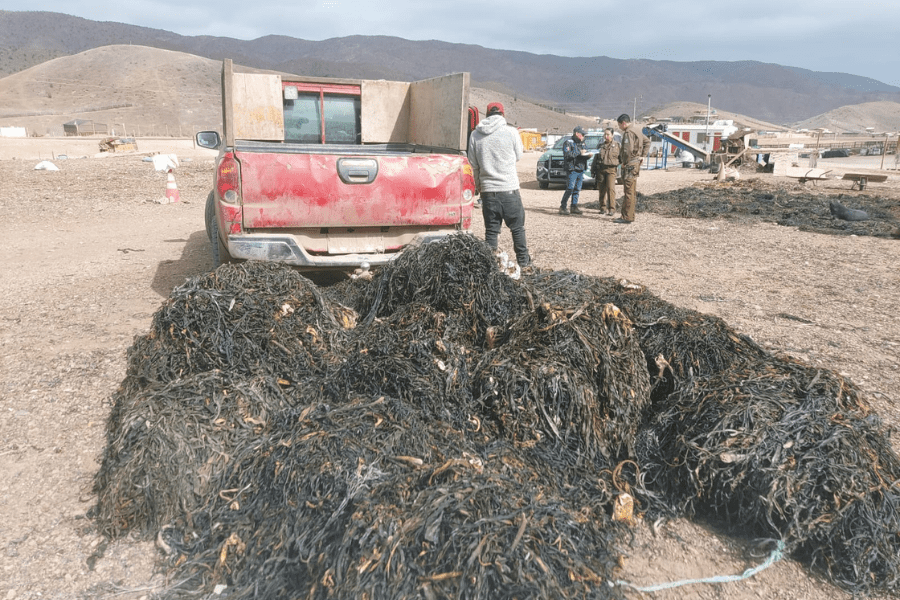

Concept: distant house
[[63, 119, 108, 136], [0, 126, 27, 137]]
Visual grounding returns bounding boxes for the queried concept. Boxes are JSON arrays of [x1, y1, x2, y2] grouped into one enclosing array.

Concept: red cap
[[486, 102, 504, 116]]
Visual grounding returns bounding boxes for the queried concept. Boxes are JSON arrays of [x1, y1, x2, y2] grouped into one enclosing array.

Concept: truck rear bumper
[[227, 231, 466, 268]]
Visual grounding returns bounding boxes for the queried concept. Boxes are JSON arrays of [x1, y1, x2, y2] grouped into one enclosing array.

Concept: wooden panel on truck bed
[[231, 72, 285, 141], [360, 80, 410, 144], [409, 72, 469, 151]]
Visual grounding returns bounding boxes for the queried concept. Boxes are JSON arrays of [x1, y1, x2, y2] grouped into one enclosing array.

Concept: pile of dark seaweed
[[626, 178, 900, 238], [92, 234, 900, 598]]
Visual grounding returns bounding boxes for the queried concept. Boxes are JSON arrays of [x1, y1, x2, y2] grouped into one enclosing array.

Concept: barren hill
[[2, 45, 898, 140], [643, 101, 786, 132], [0, 45, 598, 137], [0, 45, 221, 136], [791, 100, 900, 134], [2, 10, 900, 126]]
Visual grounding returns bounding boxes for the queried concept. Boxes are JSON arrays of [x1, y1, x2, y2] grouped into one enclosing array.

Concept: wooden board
[[779, 166, 831, 180], [409, 73, 469, 151], [230, 72, 285, 141], [360, 80, 410, 143], [842, 173, 888, 183]]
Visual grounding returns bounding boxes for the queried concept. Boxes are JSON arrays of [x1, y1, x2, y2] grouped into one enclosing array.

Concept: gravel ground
[[1, 148, 898, 600]]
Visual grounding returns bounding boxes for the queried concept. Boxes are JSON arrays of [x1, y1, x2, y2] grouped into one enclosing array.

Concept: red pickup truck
[[196, 60, 477, 270]]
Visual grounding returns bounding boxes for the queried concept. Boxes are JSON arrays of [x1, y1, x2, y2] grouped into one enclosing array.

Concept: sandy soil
[[0, 145, 898, 599]]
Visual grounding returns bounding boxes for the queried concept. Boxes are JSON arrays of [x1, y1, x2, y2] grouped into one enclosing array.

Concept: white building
[[0, 126, 27, 138], [648, 120, 739, 158]]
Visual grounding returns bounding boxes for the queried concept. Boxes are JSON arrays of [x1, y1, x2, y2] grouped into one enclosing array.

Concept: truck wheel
[[216, 230, 233, 266], [204, 191, 215, 243], [209, 217, 221, 268], [539, 181, 549, 189], [209, 213, 235, 269], [207, 191, 234, 269]]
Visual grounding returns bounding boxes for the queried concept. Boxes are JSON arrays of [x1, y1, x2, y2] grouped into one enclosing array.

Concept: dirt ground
[[1, 145, 899, 600]]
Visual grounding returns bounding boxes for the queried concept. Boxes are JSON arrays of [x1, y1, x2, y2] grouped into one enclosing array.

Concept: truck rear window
[[283, 83, 361, 144]]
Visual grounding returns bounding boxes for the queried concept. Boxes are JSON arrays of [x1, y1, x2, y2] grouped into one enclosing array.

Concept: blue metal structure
[[643, 124, 711, 169]]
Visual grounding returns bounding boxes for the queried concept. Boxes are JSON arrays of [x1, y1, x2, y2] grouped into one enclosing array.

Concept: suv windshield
[[584, 135, 603, 150], [554, 134, 603, 150]]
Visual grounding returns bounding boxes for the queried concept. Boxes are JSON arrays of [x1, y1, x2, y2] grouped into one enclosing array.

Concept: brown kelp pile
[[634, 178, 900, 238], [93, 234, 900, 598]]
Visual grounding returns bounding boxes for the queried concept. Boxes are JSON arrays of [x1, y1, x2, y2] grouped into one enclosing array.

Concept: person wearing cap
[[559, 126, 593, 215], [615, 114, 649, 223], [467, 102, 532, 268], [591, 127, 620, 216]]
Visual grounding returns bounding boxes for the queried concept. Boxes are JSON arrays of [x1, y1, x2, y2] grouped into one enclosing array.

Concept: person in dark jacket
[[559, 126, 592, 215], [615, 114, 649, 224], [590, 128, 620, 216]]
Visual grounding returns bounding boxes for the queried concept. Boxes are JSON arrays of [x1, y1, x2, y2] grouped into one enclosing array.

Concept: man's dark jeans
[[481, 189, 531, 266], [560, 170, 584, 209]]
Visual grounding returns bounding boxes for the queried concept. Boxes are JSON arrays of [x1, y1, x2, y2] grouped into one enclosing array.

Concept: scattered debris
[[151, 153, 179, 172], [99, 137, 138, 152]]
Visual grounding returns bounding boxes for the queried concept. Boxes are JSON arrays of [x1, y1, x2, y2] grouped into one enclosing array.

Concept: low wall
[[0, 136, 218, 161]]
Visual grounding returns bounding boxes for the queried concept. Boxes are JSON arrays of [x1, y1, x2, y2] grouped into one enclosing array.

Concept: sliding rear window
[[283, 82, 361, 144]]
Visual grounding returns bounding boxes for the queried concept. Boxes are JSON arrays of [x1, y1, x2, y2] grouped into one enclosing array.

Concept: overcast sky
[[11, 1, 900, 87]]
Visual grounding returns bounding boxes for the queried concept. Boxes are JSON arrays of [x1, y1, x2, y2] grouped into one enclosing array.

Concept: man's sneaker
[[570, 205, 583, 215], [558, 207, 569, 215]]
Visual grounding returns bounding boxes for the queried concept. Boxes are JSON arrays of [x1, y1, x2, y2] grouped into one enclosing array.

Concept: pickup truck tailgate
[[236, 150, 466, 229]]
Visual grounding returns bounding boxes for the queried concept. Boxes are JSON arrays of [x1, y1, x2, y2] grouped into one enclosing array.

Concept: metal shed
[[63, 119, 108, 136]]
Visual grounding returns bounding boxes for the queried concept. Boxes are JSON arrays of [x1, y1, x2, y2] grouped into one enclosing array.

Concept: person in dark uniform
[[615, 114, 649, 224], [591, 127, 620, 216]]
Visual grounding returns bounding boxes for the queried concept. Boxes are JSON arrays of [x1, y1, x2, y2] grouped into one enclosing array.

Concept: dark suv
[[536, 132, 604, 189]]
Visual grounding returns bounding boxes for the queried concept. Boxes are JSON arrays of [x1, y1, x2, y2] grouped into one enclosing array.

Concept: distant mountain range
[[1, 10, 899, 126]]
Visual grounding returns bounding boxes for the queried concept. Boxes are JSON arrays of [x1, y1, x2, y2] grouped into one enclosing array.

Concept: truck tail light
[[217, 153, 240, 203], [461, 159, 476, 204]]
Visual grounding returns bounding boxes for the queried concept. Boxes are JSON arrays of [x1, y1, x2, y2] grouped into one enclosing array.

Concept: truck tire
[[210, 218, 235, 269], [204, 191, 215, 244], [206, 191, 235, 269], [209, 216, 221, 268]]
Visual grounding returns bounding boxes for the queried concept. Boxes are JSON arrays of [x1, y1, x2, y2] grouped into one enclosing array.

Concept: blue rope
[[615, 540, 785, 593]]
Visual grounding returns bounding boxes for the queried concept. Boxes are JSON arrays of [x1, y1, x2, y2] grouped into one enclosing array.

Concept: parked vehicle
[[535, 132, 604, 189], [196, 60, 477, 271]]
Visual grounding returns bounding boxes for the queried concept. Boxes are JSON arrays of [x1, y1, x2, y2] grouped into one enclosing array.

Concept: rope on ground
[[615, 540, 785, 593]]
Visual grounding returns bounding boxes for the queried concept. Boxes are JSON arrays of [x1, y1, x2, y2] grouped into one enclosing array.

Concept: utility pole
[[811, 129, 823, 168], [705, 94, 711, 152]]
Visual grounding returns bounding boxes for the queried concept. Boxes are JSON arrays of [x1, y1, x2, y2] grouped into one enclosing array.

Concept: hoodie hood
[[475, 113, 507, 135]]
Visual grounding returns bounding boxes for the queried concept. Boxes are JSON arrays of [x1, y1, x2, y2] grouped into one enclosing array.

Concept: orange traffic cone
[[165, 169, 180, 203]]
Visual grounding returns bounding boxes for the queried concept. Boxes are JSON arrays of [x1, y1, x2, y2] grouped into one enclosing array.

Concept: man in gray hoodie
[[467, 102, 532, 268]]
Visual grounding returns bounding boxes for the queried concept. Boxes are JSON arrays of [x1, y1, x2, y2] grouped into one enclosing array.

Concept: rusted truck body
[[197, 60, 476, 269]]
